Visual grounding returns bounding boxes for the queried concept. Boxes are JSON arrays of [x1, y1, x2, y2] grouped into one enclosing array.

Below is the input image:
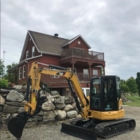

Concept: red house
[[9, 30, 105, 95]]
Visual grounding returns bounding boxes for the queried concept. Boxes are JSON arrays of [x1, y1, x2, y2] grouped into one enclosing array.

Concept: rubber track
[[95, 118, 136, 138]]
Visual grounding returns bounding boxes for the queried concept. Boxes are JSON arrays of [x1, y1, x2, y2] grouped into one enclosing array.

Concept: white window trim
[[19, 67, 22, 80], [23, 65, 25, 78], [32, 46, 35, 57], [26, 50, 29, 59]]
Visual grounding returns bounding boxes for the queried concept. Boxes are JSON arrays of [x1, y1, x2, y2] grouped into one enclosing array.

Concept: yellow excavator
[[7, 62, 136, 140]]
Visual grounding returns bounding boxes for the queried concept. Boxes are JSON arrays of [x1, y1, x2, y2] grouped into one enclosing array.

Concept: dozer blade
[[61, 123, 97, 140], [7, 112, 30, 139]]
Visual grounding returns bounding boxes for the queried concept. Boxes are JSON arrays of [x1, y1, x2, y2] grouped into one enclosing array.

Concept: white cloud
[[1, 0, 140, 80]]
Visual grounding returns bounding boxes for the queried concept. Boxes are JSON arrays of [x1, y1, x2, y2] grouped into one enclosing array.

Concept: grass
[[124, 95, 140, 107]]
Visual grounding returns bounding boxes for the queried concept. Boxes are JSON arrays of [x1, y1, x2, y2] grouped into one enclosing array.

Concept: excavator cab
[[90, 76, 120, 111]]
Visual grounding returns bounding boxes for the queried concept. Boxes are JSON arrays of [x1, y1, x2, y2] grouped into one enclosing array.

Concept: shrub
[[0, 79, 8, 88]]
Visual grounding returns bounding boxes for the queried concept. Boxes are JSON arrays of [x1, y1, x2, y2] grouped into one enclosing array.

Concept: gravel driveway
[[0, 106, 140, 140]]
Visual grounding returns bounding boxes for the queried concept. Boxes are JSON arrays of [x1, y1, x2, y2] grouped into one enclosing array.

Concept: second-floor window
[[26, 50, 29, 59], [83, 69, 89, 78], [93, 70, 98, 76], [23, 65, 25, 78], [32, 46, 35, 57], [19, 67, 22, 80]]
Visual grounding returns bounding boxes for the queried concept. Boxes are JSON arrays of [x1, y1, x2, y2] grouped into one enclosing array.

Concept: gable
[[69, 37, 90, 51], [19, 32, 41, 62], [62, 35, 91, 50]]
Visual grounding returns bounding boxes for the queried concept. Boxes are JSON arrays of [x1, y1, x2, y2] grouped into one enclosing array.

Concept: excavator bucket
[[61, 123, 97, 140], [7, 112, 30, 139]]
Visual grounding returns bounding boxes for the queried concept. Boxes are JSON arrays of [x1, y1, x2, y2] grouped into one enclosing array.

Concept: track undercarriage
[[61, 118, 136, 140]]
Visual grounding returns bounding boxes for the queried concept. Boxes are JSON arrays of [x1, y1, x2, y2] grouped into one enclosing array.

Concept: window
[[83, 69, 89, 78], [26, 50, 29, 59], [93, 70, 98, 75], [19, 67, 22, 79], [90, 78, 101, 110], [23, 65, 25, 78], [32, 46, 35, 57]]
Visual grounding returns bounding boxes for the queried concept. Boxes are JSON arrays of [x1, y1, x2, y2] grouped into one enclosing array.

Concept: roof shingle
[[29, 30, 69, 55]]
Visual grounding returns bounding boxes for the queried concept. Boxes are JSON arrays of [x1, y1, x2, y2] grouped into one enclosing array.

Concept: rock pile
[[0, 88, 81, 128]]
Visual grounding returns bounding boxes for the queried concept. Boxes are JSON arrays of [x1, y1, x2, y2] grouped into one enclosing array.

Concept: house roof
[[29, 30, 69, 55], [20, 30, 91, 63]]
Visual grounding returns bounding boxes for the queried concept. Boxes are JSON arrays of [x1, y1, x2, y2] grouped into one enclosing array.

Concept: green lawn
[[124, 96, 140, 107]]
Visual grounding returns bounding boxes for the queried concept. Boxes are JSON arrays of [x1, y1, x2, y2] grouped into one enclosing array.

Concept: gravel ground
[[0, 106, 140, 140]]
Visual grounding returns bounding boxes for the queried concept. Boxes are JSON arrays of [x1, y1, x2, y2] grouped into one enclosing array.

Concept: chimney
[[54, 33, 58, 37]]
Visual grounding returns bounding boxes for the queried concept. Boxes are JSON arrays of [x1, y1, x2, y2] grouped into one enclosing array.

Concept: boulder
[[18, 107, 25, 113], [64, 104, 74, 112], [65, 96, 74, 104], [71, 102, 76, 109], [43, 111, 56, 119], [55, 110, 66, 120], [1, 113, 11, 123], [13, 85, 23, 89], [42, 101, 55, 111], [66, 110, 78, 119], [55, 103, 66, 110], [76, 114, 82, 118], [6, 101, 23, 107], [54, 96, 65, 104], [3, 104, 19, 113], [51, 90, 60, 96], [6, 90, 24, 102], [37, 110, 44, 116], [0, 95, 5, 105], [47, 95, 55, 103], [54, 96, 66, 109]]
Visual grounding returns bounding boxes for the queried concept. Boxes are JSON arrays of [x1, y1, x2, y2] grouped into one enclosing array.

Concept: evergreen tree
[[136, 72, 140, 96]]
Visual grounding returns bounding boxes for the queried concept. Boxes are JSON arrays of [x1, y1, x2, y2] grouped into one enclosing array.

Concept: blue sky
[[1, 0, 140, 80]]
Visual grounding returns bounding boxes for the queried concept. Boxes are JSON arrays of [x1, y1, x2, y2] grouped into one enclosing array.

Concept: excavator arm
[[7, 62, 89, 139]]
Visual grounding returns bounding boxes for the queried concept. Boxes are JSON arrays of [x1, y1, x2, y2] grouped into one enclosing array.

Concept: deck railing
[[41, 73, 98, 83], [61, 48, 104, 60]]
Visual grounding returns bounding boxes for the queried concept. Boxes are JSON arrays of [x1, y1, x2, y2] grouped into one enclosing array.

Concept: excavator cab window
[[90, 78, 101, 110], [90, 76, 119, 111]]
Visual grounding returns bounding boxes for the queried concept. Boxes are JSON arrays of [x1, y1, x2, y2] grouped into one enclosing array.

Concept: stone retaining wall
[[0, 88, 81, 128]]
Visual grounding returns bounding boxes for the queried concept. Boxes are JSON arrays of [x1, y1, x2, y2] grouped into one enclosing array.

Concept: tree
[[136, 72, 140, 96], [4, 62, 17, 83], [126, 77, 137, 94], [120, 79, 129, 93], [0, 59, 5, 77], [120, 84, 129, 93]]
